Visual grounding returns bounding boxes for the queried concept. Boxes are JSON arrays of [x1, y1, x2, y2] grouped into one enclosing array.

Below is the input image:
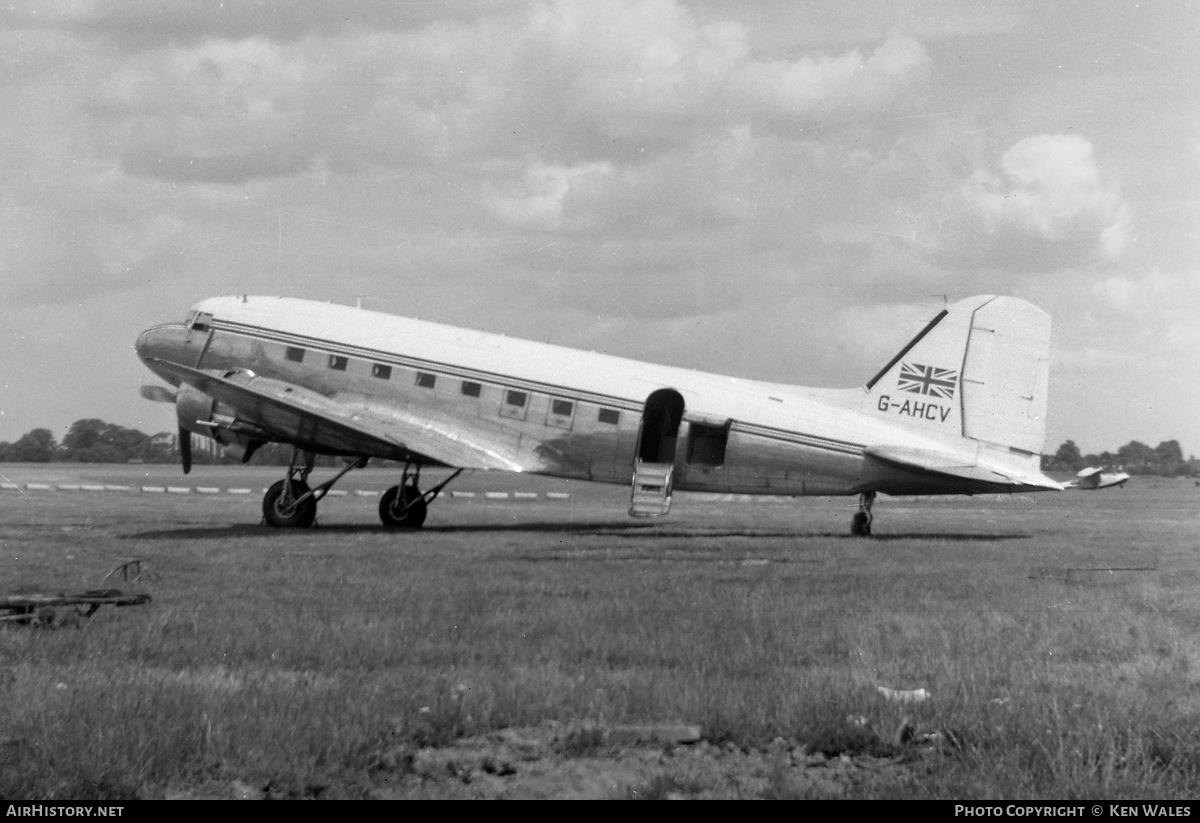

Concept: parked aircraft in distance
[[1066, 466, 1131, 490], [136, 294, 1062, 534]]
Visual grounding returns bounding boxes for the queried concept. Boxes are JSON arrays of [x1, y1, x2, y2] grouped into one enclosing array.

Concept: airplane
[[1065, 466, 1131, 490], [135, 293, 1063, 535]]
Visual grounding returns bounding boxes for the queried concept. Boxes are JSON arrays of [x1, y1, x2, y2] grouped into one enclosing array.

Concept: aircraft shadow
[[126, 522, 1030, 542]]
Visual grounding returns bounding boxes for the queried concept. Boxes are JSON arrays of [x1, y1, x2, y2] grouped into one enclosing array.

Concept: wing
[[145, 359, 524, 471], [863, 444, 1063, 493]]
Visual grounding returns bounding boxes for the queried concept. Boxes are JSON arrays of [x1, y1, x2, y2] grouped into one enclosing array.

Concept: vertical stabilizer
[[862, 295, 1051, 456]]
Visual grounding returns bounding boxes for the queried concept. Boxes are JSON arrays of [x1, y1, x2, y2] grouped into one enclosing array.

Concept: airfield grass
[[1, 465, 1199, 799]]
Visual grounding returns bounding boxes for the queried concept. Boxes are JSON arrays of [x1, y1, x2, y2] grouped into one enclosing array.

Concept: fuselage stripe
[[207, 318, 867, 459]]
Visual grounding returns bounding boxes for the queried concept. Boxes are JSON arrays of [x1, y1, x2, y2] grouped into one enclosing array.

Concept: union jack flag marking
[[897, 363, 958, 398]]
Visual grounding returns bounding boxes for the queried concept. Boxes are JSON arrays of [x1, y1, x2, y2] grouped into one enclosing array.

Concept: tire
[[263, 479, 317, 528], [851, 511, 872, 537], [379, 484, 428, 529]]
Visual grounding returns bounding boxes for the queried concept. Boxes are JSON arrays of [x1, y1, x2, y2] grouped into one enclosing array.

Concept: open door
[[630, 388, 685, 517]]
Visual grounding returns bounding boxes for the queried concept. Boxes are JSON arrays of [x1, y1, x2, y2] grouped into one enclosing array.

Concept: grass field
[[1, 463, 1199, 799]]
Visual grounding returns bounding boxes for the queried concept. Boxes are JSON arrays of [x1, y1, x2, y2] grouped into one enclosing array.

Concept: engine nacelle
[[175, 383, 223, 438], [175, 380, 268, 464]]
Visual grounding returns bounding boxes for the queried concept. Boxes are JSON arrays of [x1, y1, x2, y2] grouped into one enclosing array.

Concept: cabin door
[[630, 388, 685, 517]]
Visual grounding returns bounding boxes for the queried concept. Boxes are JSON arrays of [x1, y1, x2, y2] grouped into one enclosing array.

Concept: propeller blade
[[140, 384, 177, 403], [179, 427, 192, 475]]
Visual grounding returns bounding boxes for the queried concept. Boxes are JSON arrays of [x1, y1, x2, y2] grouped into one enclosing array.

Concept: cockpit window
[[186, 311, 213, 332]]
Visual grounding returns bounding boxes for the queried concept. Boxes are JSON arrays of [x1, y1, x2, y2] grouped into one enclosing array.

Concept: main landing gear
[[377, 463, 459, 528], [260, 449, 463, 529], [851, 491, 876, 536]]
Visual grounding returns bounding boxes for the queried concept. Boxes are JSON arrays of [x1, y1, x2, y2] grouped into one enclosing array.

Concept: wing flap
[[146, 359, 523, 470]]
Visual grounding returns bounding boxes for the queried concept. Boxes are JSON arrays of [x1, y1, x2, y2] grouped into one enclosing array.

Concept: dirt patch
[[357, 721, 946, 799]]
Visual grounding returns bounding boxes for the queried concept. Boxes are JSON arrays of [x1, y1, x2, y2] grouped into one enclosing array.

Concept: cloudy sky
[[1, 0, 1197, 458]]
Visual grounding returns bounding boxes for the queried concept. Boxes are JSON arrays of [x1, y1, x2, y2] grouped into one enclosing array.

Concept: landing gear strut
[[379, 463, 463, 529], [851, 491, 875, 536], [262, 450, 368, 528]]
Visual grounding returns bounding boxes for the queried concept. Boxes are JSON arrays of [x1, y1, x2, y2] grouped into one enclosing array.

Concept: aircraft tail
[[861, 295, 1051, 457]]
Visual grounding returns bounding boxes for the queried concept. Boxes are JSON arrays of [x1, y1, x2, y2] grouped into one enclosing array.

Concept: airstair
[[629, 460, 674, 517]]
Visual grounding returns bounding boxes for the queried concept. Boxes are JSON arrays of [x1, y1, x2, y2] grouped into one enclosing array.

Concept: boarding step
[[629, 461, 674, 517]]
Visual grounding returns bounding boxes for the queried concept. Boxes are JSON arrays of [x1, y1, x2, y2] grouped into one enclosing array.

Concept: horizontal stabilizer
[[865, 445, 1064, 492]]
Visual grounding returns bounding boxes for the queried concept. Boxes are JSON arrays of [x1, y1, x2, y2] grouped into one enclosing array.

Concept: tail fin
[[862, 295, 1051, 455]]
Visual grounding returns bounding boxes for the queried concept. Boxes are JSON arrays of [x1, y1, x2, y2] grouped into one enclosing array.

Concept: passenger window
[[598, 408, 621, 425], [286, 346, 305, 363], [416, 372, 437, 389], [500, 389, 528, 420], [328, 355, 348, 371], [372, 364, 392, 380], [461, 381, 482, 397], [547, 398, 574, 430]]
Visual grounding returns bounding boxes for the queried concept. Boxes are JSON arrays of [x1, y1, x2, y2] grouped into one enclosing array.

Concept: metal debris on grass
[[0, 589, 152, 628]]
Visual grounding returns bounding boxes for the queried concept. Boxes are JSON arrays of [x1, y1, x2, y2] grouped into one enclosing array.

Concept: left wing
[[146, 358, 524, 471]]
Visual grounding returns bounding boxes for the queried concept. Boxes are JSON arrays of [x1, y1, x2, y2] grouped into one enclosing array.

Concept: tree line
[[1, 418, 1196, 477], [1041, 439, 1197, 477], [0, 419, 331, 467]]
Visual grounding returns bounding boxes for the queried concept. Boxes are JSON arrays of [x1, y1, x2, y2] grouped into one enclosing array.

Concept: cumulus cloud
[[1, 0, 526, 48], [1089, 268, 1200, 355], [80, 0, 935, 187], [938, 134, 1130, 271], [729, 31, 931, 124], [484, 161, 614, 229]]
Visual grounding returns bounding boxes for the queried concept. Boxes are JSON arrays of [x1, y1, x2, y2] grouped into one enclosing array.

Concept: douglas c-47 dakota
[[136, 294, 1062, 534]]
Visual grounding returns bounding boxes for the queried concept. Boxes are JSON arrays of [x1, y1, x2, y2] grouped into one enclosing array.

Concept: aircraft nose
[[135, 324, 186, 363], [135, 327, 158, 361]]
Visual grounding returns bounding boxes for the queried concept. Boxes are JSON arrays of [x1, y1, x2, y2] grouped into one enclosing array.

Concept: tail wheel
[[263, 480, 317, 528], [851, 511, 872, 537], [380, 485, 428, 529]]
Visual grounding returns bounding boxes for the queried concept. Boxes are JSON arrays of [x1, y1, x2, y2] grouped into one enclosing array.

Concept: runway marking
[[8, 479, 573, 501]]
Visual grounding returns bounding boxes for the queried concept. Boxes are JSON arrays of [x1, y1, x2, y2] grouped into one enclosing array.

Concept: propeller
[[140, 384, 192, 473], [179, 427, 192, 475], [139, 384, 177, 403]]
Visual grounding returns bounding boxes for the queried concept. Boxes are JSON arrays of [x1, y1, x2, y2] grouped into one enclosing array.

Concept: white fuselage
[[138, 296, 1030, 497]]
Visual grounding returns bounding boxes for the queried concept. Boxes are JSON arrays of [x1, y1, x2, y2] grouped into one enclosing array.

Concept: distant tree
[[1048, 440, 1083, 471], [61, 419, 152, 463], [0, 428, 58, 462], [1154, 440, 1186, 476]]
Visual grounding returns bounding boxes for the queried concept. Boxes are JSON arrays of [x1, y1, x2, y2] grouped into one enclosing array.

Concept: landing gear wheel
[[379, 485, 428, 529], [263, 480, 316, 528], [851, 491, 875, 537]]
